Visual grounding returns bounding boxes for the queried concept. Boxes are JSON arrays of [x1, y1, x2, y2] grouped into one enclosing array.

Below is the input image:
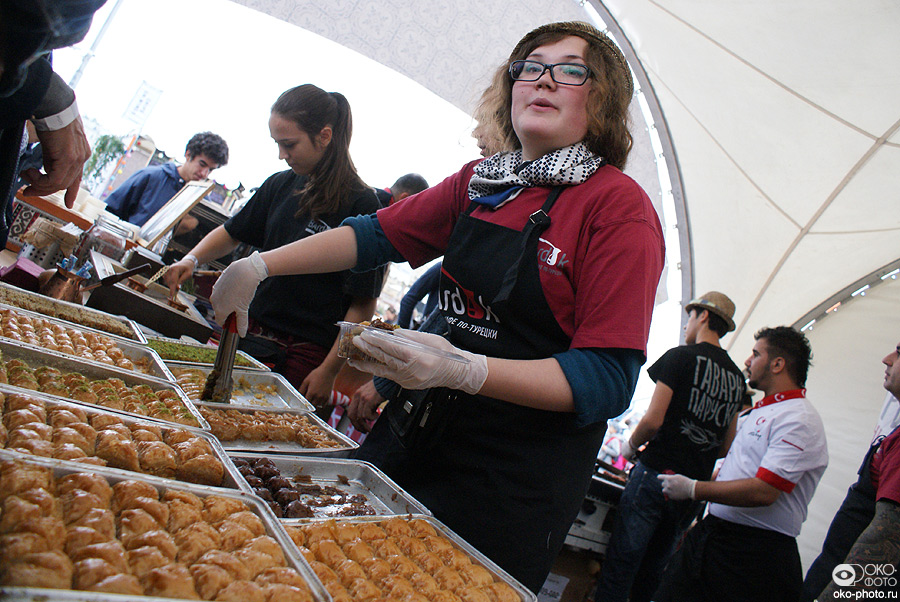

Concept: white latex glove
[[658, 473, 697, 501], [620, 438, 636, 462], [349, 329, 488, 395], [209, 251, 268, 336]]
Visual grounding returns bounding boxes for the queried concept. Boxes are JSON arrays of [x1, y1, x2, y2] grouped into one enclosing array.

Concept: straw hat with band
[[685, 291, 736, 333], [510, 21, 634, 100]]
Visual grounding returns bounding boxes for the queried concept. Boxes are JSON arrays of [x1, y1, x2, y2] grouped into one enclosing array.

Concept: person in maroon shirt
[[804, 340, 900, 600]]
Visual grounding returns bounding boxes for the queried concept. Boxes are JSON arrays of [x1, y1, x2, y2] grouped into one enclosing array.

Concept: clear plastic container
[[337, 321, 470, 366]]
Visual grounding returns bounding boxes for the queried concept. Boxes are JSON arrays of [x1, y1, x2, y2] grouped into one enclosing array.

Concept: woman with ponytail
[[165, 84, 385, 407]]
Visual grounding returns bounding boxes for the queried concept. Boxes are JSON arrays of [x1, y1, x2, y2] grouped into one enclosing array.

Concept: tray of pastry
[[0, 281, 146, 343], [169, 364, 314, 412], [229, 453, 430, 521], [0, 386, 243, 490], [0, 303, 174, 382], [0, 449, 329, 602], [147, 335, 270, 371], [195, 405, 357, 457], [283, 515, 536, 602], [0, 339, 207, 430]]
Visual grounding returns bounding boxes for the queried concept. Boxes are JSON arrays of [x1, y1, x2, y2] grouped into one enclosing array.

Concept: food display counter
[[0, 280, 540, 601]]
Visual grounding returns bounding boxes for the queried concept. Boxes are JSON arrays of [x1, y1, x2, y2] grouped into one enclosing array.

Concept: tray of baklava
[[195, 405, 356, 457], [0, 339, 206, 429], [0, 385, 243, 489], [283, 515, 536, 602], [0, 449, 329, 602], [0, 303, 174, 381], [169, 364, 313, 411], [229, 453, 430, 520], [147, 335, 270, 371], [0, 282, 146, 343]]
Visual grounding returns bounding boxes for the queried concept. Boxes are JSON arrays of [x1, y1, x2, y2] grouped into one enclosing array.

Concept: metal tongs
[[201, 313, 239, 403], [81, 263, 152, 292]]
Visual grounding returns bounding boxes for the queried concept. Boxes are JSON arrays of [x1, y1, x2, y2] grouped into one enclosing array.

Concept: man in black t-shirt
[[595, 291, 745, 602]]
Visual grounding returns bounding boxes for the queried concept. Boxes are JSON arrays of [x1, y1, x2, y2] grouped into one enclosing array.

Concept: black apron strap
[[492, 186, 563, 304]]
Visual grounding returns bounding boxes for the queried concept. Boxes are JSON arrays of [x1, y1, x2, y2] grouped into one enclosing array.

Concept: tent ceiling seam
[[726, 117, 900, 350], [649, 0, 879, 141], [648, 72, 802, 230], [808, 227, 900, 235]]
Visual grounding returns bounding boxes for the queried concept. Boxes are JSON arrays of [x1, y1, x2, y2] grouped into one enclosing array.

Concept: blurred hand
[[349, 329, 488, 395], [299, 364, 337, 409], [164, 259, 195, 299], [21, 116, 91, 208], [658, 473, 697, 500], [620, 438, 636, 462], [210, 251, 268, 336], [347, 380, 384, 432]]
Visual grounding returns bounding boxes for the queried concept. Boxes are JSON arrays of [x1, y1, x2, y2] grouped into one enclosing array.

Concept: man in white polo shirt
[[655, 326, 828, 602]]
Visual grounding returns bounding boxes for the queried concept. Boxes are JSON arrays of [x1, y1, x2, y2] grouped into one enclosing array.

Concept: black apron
[[800, 434, 885, 601], [366, 187, 606, 593]]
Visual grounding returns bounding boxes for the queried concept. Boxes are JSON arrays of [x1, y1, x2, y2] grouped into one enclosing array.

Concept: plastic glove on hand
[[658, 473, 697, 500], [349, 329, 488, 395], [209, 251, 268, 336]]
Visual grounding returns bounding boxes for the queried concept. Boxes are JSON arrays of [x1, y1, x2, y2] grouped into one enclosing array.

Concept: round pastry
[[190, 562, 233, 600], [126, 545, 170, 580], [84, 572, 143, 595], [0, 549, 73, 589], [141, 563, 200, 599]]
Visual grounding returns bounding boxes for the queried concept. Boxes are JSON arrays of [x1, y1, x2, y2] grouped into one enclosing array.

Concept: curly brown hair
[[475, 22, 634, 169]]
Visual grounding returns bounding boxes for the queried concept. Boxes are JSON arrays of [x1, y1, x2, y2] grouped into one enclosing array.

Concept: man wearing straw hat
[[595, 292, 745, 602]]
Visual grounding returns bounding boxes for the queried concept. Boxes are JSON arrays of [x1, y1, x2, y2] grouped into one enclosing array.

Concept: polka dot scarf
[[468, 142, 606, 208]]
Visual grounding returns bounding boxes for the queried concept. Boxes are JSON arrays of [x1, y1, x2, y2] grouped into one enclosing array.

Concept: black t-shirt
[[639, 342, 745, 480], [224, 170, 385, 348]]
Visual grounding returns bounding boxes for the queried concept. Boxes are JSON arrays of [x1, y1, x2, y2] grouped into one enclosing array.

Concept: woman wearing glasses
[[164, 84, 384, 409], [211, 22, 663, 592]]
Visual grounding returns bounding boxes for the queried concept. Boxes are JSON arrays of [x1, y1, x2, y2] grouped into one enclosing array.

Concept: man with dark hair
[[656, 325, 828, 602], [375, 173, 429, 207], [105, 131, 228, 227], [595, 291, 745, 602], [801, 340, 900, 600]]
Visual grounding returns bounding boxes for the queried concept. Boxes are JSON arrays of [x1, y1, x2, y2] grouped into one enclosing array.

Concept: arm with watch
[[164, 224, 243, 298]]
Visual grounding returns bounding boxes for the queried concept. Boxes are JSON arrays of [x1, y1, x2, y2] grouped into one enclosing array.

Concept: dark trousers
[[656, 514, 802, 602], [594, 461, 700, 602]]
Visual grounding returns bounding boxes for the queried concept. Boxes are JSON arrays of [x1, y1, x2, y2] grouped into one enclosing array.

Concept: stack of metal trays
[[0, 449, 330, 602], [0, 281, 146, 343], [228, 453, 430, 521], [284, 514, 537, 602], [193, 404, 357, 457], [0, 384, 245, 490], [168, 363, 313, 411], [0, 302, 173, 381], [0, 339, 207, 430], [146, 335, 269, 371]]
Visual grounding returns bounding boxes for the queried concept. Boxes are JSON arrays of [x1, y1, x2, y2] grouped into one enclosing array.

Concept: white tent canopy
[[234, 0, 900, 567]]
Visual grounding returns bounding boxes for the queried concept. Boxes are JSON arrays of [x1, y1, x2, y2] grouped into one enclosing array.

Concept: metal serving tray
[[229, 452, 430, 520], [0, 302, 174, 381], [0, 449, 329, 602], [0, 281, 146, 343], [195, 404, 357, 457], [0, 384, 245, 491], [0, 339, 208, 430], [168, 363, 314, 411], [288, 514, 537, 602], [147, 334, 270, 371]]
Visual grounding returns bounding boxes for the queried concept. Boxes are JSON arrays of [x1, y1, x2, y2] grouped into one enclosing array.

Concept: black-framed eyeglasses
[[509, 60, 591, 86]]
